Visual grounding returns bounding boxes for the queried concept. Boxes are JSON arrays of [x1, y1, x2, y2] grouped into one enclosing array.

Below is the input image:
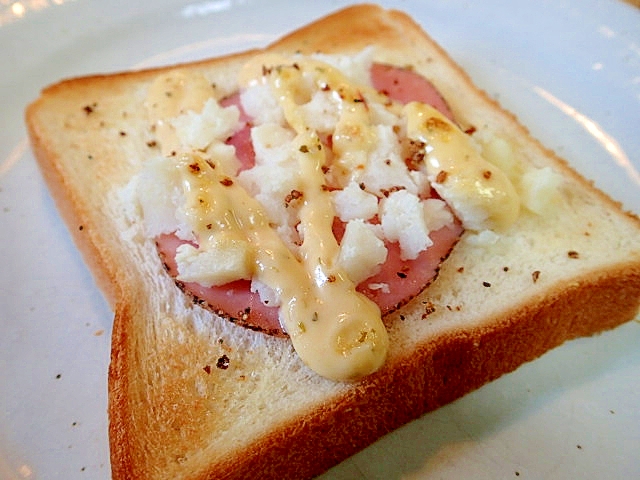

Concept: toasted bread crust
[[222, 267, 640, 480], [25, 4, 640, 480]]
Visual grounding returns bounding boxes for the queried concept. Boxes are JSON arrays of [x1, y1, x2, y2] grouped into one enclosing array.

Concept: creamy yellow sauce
[[171, 142, 387, 381], [147, 64, 389, 381], [145, 53, 520, 381], [146, 69, 218, 156], [239, 54, 393, 187], [404, 102, 520, 231]]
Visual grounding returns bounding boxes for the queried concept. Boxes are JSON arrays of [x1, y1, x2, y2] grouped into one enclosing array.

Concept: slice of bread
[[25, 4, 640, 479]]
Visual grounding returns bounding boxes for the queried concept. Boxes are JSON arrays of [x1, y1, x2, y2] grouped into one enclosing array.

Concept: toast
[[25, 4, 640, 479]]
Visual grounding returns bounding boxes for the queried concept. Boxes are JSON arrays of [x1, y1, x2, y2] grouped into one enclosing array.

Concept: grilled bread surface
[[25, 4, 640, 479]]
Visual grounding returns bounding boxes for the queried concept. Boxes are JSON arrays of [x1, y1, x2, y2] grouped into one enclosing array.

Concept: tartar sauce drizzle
[[145, 52, 520, 382], [148, 59, 390, 381], [404, 102, 520, 231], [145, 69, 218, 157], [173, 145, 388, 381]]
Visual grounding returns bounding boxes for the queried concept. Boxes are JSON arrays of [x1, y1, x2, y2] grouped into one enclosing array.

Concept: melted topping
[[145, 70, 219, 156], [142, 51, 522, 381], [404, 102, 520, 231], [173, 146, 388, 381]]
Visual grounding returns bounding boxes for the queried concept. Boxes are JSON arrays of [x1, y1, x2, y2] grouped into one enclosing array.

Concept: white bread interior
[[25, 4, 640, 480]]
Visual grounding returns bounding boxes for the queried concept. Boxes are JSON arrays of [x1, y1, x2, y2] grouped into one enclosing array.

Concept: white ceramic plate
[[1, 1, 639, 479]]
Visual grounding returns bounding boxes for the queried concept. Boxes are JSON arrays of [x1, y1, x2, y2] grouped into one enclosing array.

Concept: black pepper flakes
[[381, 185, 406, 197], [403, 138, 425, 171], [203, 365, 212, 374], [423, 301, 436, 315], [532, 270, 541, 283], [284, 189, 303, 207], [482, 281, 491, 287], [435, 170, 448, 183], [216, 355, 230, 370], [299, 145, 310, 153], [205, 159, 217, 170], [220, 177, 234, 187], [568, 250, 580, 259]]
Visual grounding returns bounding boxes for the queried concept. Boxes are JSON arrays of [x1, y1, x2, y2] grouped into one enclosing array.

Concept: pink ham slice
[[220, 95, 255, 170], [370, 63, 455, 121], [156, 63, 463, 336], [360, 226, 462, 313], [330, 218, 463, 316], [156, 234, 284, 336]]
